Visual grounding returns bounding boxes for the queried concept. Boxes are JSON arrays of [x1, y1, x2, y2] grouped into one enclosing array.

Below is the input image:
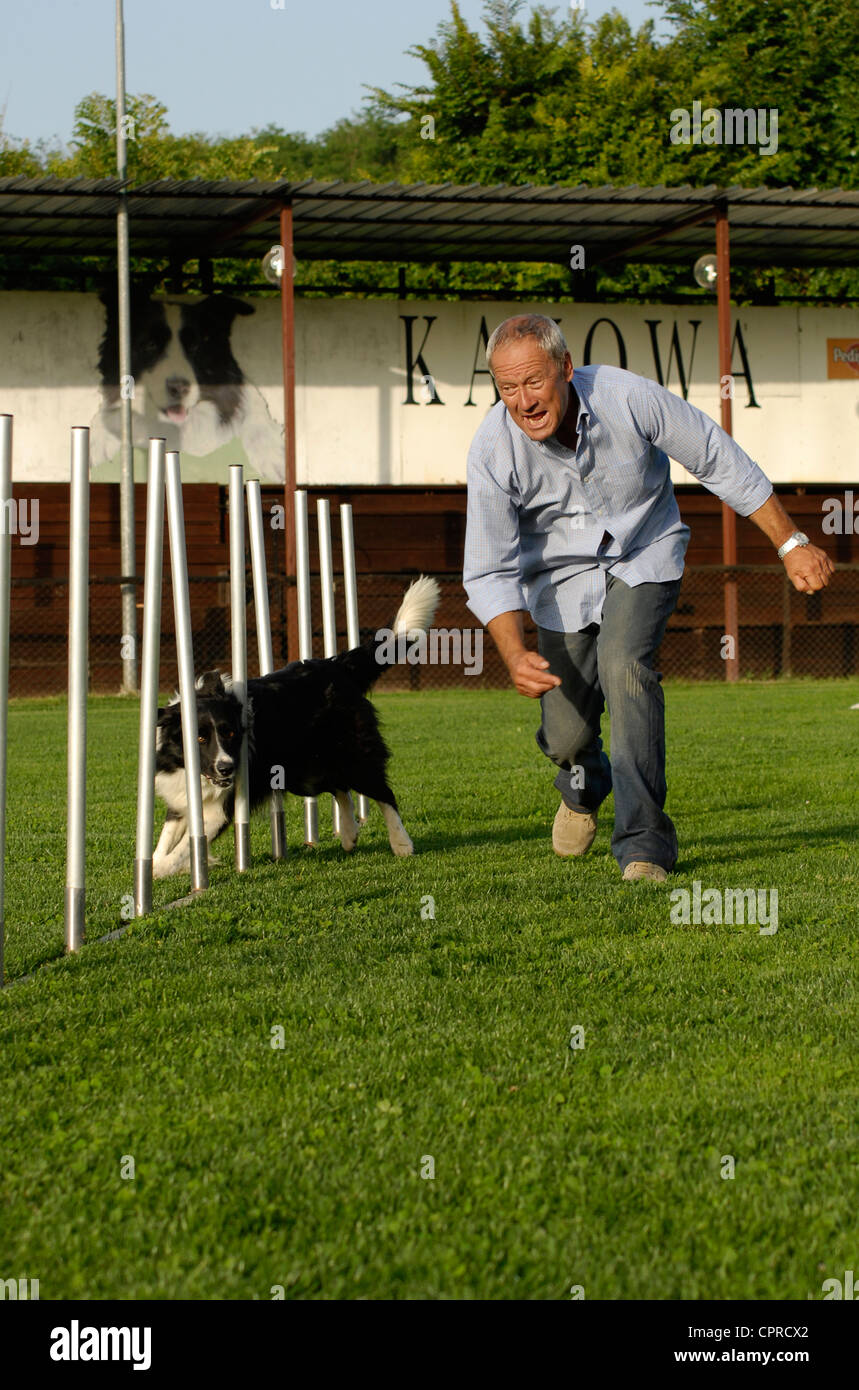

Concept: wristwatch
[[777, 531, 809, 560]]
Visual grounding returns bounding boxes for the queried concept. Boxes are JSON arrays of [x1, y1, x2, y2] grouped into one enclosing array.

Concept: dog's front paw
[[153, 852, 189, 879], [390, 833, 414, 857]]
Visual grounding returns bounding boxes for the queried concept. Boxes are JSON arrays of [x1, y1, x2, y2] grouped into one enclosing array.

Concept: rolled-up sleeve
[[463, 444, 526, 626], [643, 379, 773, 516]]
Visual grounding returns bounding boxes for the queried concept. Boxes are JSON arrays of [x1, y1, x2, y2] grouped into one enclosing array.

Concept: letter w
[[645, 320, 701, 399]]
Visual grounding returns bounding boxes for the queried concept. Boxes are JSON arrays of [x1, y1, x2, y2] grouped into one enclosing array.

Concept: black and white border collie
[[90, 291, 284, 479], [152, 576, 441, 878]]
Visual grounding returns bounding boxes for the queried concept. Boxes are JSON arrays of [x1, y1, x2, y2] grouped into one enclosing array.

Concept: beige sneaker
[[622, 861, 668, 883], [552, 802, 598, 857]]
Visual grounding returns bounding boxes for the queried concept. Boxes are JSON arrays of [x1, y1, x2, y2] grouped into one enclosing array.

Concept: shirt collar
[[571, 371, 592, 429]]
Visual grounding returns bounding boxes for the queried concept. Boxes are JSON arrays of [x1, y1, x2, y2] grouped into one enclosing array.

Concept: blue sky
[[3, 0, 671, 150]]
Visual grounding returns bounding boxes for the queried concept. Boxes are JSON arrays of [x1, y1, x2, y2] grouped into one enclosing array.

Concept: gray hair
[[486, 314, 570, 375]]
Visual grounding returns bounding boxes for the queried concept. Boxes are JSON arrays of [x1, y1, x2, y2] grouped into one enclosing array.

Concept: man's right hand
[[507, 649, 562, 698], [487, 610, 562, 698]]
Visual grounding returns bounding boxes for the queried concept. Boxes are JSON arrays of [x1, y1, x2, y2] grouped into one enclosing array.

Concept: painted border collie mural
[[90, 291, 284, 480]]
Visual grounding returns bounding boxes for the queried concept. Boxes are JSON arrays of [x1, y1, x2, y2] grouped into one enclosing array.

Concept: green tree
[[368, 0, 857, 301], [659, 0, 859, 189], [0, 101, 55, 178], [60, 93, 171, 178]]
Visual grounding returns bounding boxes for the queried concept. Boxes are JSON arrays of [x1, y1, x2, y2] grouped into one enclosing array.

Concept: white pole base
[[189, 837, 209, 893], [270, 804, 287, 860], [64, 887, 85, 953], [134, 858, 152, 917], [303, 797, 318, 846], [234, 821, 251, 873]]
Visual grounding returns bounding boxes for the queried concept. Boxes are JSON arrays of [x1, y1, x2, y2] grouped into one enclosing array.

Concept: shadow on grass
[[414, 821, 554, 853], [675, 820, 856, 872]]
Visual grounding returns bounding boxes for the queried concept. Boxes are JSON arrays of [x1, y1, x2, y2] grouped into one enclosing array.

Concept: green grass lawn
[[0, 681, 855, 1300]]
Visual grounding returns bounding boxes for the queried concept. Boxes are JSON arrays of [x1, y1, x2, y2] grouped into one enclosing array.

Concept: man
[[463, 314, 833, 882]]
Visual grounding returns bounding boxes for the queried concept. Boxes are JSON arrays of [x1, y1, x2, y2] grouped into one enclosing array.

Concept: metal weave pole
[[294, 490, 318, 845], [316, 498, 340, 836], [246, 479, 286, 859], [164, 452, 208, 893], [134, 439, 166, 916], [115, 0, 137, 693], [0, 416, 12, 983], [65, 427, 90, 953], [339, 503, 368, 824], [229, 464, 251, 872]]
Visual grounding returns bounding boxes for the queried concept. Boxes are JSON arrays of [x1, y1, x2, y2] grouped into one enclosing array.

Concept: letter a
[[50, 1329, 71, 1362], [821, 498, 841, 535], [669, 109, 691, 145], [669, 888, 690, 924]]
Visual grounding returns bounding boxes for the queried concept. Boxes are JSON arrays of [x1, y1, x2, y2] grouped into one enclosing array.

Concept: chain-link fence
[[7, 564, 859, 696], [661, 564, 859, 680]]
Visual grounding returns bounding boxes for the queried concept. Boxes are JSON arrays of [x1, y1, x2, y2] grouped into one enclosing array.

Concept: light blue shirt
[[463, 364, 773, 632]]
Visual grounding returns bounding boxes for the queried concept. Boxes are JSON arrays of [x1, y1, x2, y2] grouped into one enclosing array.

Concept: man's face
[[490, 338, 573, 442]]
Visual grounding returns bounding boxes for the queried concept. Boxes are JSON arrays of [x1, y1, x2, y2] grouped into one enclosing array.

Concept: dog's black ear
[[196, 670, 226, 698], [220, 295, 254, 319], [138, 271, 161, 298], [199, 294, 254, 322]]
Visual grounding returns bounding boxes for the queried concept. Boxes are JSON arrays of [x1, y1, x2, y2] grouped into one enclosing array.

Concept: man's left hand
[[783, 543, 834, 592]]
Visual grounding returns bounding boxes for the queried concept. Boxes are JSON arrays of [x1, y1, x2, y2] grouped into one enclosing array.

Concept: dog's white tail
[[392, 575, 441, 637]]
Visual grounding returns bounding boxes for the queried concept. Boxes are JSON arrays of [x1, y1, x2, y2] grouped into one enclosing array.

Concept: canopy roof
[[1, 175, 857, 266]]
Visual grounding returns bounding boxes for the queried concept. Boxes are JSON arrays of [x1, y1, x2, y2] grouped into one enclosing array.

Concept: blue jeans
[[536, 574, 682, 873]]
